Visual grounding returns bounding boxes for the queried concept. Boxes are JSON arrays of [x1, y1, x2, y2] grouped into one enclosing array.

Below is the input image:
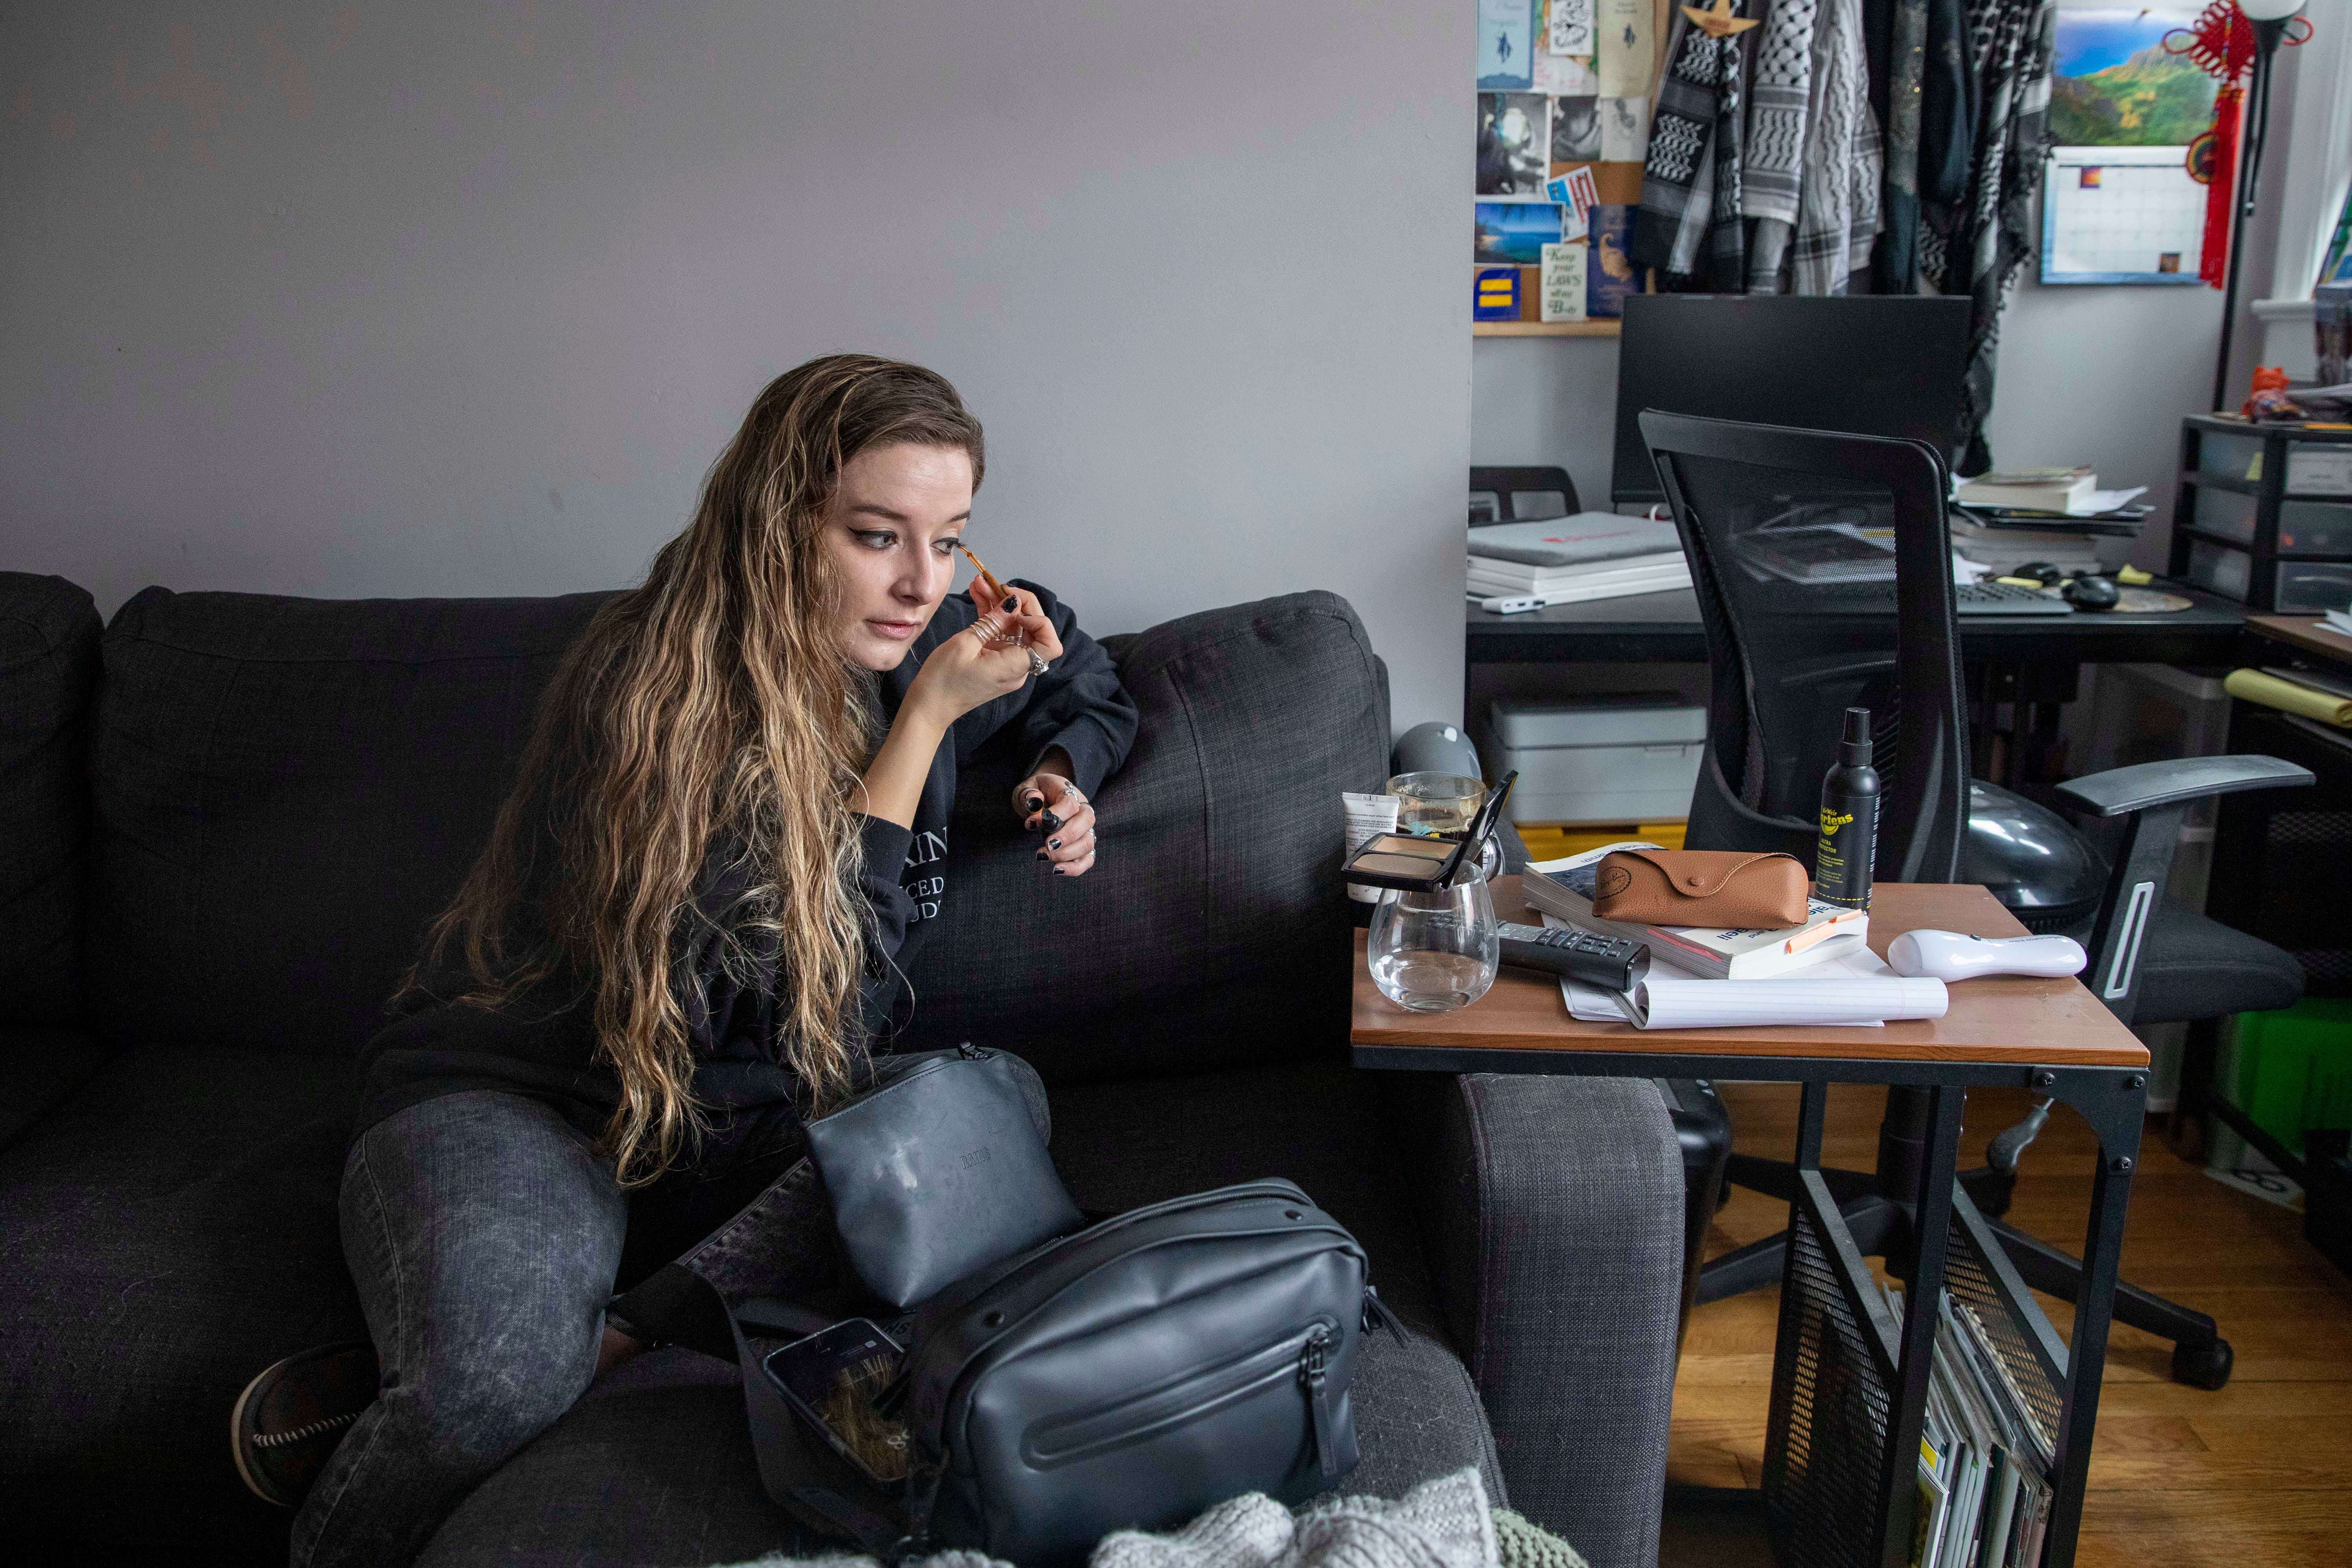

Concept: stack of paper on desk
[[1546, 916, 1950, 1029]]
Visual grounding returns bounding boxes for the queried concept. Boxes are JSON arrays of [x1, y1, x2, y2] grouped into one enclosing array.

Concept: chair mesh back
[[1642, 415, 1970, 883]]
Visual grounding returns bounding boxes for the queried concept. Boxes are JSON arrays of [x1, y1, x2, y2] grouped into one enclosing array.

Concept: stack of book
[[1525, 845, 1867, 979], [1894, 1282, 2055, 1568], [1467, 513, 1691, 607], [1524, 844, 1952, 1028], [1949, 467, 2149, 581]]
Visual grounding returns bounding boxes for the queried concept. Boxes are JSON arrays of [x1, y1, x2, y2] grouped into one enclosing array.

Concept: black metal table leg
[[2040, 1070, 2148, 1568], [1875, 1086, 1964, 1568]]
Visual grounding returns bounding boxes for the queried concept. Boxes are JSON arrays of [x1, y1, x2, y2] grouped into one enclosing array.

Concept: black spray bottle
[[1814, 707, 1880, 911]]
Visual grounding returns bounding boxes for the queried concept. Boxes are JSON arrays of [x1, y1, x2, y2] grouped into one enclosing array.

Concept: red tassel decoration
[[2198, 83, 2243, 288]]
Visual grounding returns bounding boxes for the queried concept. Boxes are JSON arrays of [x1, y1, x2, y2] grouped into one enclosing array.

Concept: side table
[[1351, 880, 2151, 1568]]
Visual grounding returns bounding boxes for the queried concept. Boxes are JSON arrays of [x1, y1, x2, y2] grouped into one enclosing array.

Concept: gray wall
[[0, 1, 1470, 728]]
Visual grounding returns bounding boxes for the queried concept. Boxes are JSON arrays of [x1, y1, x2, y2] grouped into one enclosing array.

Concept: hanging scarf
[[1873, 0, 1930, 292], [1791, 0, 1883, 294], [1919, 0, 2055, 471], [1744, 0, 1820, 291], [1632, 9, 1749, 277]]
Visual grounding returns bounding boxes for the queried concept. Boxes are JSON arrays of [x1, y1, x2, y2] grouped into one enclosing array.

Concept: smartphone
[[761, 1318, 908, 1484]]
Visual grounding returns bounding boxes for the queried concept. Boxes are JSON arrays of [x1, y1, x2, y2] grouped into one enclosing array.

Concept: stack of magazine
[[1887, 1282, 2055, 1568], [1467, 514, 1692, 607]]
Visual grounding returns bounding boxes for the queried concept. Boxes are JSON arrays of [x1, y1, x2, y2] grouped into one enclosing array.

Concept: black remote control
[[1495, 921, 1649, 992]]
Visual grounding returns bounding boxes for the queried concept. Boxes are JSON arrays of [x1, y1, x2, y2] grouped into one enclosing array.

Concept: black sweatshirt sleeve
[[983, 578, 1139, 798], [678, 816, 921, 1078]]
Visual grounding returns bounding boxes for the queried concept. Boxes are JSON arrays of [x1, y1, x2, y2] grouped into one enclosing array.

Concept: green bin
[[2224, 999, 2352, 1159]]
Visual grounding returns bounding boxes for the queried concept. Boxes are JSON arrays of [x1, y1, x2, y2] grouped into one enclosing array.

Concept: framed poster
[[2039, 6, 2215, 285]]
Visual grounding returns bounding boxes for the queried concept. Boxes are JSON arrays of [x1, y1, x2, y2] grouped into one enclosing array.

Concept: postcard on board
[[1476, 201, 1566, 266], [1477, 92, 1551, 199], [1477, 0, 1537, 89]]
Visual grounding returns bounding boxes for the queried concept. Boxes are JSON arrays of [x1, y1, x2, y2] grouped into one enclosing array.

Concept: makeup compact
[[1342, 771, 1518, 892], [1342, 831, 1472, 892]]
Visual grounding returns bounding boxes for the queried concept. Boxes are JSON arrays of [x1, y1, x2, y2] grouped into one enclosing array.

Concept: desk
[[1464, 577, 2249, 667], [1353, 879, 2148, 1568], [1465, 577, 2249, 788]]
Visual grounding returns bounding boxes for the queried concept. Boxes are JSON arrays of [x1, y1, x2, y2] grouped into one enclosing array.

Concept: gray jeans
[[290, 1090, 840, 1568]]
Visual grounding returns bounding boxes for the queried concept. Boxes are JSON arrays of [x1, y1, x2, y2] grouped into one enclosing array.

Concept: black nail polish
[[1035, 849, 1048, 861], [1025, 794, 1044, 812], [1052, 866, 1066, 875]]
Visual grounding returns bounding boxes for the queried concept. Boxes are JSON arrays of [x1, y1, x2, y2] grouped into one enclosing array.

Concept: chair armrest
[[2056, 754, 2313, 818], [1387, 1072, 1683, 1568]]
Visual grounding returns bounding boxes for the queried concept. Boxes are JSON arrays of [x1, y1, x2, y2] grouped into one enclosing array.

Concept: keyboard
[[1954, 580, 2074, 616], [1800, 579, 2075, 616]]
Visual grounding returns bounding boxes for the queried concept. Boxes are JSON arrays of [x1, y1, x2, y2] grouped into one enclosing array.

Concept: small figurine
[[2242, 365, 2304, 422]]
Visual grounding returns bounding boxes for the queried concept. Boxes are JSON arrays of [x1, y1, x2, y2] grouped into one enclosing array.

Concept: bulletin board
[[1472, 0, 1675, 334]]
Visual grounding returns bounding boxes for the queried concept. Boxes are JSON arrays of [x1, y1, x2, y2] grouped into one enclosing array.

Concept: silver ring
[[1026, 649, 1048, 677]]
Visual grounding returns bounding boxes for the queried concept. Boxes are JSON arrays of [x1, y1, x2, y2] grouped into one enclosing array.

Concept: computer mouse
[[2013, 562, 2064, 585], [2062, 574, 2120, 610]]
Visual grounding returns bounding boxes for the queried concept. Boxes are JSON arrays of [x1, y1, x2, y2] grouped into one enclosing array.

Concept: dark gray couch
[[0, 572, 1685, 1568]]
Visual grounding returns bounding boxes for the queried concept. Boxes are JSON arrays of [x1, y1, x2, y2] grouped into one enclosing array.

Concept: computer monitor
[[1610, 295, 1972, 505]]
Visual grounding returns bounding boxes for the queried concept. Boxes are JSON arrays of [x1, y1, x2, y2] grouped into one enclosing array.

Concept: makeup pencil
[[952, 541, 1021, 613]]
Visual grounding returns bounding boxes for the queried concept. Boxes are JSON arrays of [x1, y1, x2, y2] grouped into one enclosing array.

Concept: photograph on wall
[[1598, 96, 1649, 163], [2047, 7, 2214, 147], [1551, 95, 1601, 163], [1477, 0, 1537, 89], [2040, 6, 2212, 284], [1477, 92, 1552, 198], [1475, 201, 1565, 265]]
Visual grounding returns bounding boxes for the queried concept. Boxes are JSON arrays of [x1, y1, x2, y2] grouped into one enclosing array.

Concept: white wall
[[0, 2, 1470, 727], [1470, 336, 1622, 510]]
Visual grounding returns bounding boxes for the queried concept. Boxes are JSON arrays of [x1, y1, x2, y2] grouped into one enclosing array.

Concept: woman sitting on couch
[[229, 355, 1138, 1568]]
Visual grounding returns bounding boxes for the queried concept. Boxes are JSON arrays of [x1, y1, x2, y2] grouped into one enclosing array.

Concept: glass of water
[[1387, 772, 1504, 881], [1367, 864, 1499, 1013]]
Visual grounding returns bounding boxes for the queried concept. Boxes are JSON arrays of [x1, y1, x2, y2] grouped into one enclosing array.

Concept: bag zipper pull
[[1361, 1285, 1407, 1347], [1299, 1326, 1341, 1480], [956, 1041, 989, 1060]]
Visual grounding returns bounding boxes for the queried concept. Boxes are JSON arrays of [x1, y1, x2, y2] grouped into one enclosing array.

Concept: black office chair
[[1469, 465, 1581, 526], [1638, 412, 2313, 1389]]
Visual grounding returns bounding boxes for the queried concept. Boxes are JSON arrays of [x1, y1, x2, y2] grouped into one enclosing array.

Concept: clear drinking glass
[[1367, 865, 1500, 1013], [1387, 771, 1504, 881]]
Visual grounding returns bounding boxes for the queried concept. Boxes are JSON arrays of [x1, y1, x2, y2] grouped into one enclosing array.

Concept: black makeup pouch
[[804, 1044, 1082, 1311]]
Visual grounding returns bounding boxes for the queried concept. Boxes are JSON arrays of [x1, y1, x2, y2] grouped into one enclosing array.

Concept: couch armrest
[[1389, 1072, 1683, 1568]]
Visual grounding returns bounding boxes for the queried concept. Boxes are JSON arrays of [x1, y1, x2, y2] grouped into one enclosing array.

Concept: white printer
[[1475, 694, 1706, 825]]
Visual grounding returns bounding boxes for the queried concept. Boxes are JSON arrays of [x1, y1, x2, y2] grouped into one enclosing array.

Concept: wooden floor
[[1666, 1083, 2352, 1568]]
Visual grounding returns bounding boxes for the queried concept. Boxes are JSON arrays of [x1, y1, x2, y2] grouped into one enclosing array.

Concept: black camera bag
[[740, 1178, 1398, 1568]]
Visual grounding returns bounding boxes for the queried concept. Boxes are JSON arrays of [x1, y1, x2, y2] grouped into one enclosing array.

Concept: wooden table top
[[2247, 612, 2352, 668], [1351, 879, 2149, 1068]]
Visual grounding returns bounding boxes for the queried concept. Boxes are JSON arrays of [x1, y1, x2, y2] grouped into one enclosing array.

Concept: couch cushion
[[90, 588, 609, 1055], [0, 572, 101, 1026], [0, 1045, 364, 1552], [896, 590, 1392, 1083], [0, 1025, 114, 1153]]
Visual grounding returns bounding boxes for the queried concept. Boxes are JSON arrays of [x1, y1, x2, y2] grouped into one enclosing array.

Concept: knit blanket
[[705, 1469, 1587, 1568]]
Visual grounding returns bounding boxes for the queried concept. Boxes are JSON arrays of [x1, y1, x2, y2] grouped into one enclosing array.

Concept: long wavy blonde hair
[[417, 355, 986, 1184]]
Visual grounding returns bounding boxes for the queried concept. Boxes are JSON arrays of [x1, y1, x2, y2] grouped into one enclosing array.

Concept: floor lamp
[[2212, 0, 2310, 412]]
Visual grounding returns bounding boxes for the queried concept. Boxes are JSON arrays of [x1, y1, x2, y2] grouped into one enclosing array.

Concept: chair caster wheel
[[2172, 1338, 2233, 1390]]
